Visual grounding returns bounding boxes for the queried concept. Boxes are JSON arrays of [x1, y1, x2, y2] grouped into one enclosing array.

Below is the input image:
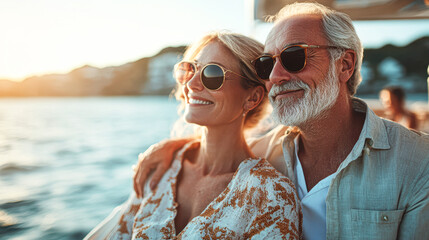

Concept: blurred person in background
[[85, 31, 301, 239], [379, 86, 418, 130]]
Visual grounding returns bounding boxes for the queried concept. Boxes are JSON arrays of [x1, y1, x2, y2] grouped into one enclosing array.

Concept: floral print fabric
[[108, 142, 302, 239]]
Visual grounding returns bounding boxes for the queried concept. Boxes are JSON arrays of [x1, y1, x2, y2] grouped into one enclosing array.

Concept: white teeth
[[188, 98, 212, 105]]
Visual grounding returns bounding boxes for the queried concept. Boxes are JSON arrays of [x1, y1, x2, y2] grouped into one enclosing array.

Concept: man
[[379, 86, 418, 129], [133, 3, 429, 239]]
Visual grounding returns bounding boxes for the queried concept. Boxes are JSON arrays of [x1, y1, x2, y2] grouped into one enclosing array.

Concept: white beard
[[269, 61, 340, 127]]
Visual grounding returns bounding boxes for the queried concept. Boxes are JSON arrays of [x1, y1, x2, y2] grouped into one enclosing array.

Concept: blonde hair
[[268, 2, 363, 96], [171, 31, 268, 137]]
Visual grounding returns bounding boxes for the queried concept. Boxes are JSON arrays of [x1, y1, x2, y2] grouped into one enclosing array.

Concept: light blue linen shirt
[[294, 135, 337, 240], [249, 98, 429, 239]]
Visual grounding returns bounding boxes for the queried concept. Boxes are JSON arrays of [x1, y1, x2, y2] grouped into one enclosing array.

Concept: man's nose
[[269, 59, 292, 85]]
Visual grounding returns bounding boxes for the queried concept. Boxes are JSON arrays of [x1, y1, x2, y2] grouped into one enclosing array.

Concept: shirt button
[[364, 147, 370, 156], [368, 139, 374, 146], [382, 215, 389, 222]]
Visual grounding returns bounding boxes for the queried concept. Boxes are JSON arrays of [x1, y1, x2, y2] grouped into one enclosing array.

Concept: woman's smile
[[187, 96, 214, 105]]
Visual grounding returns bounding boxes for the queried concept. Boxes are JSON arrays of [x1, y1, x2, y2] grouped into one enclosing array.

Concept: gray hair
[[268, 2, 363, 96]]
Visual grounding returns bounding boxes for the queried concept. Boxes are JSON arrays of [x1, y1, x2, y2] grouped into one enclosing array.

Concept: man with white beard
[[268, 58, 340, 127], [133, 3, 429, 239]]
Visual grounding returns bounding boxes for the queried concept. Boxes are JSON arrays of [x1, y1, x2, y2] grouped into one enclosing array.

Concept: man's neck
[[297, 97, 365, 191]]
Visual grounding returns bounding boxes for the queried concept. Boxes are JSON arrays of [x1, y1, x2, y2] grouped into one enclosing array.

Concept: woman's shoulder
[[238, 158, 289, 179], [228, 158, 300, 217], [174, 140, 200, 159], [235, 158, 296, 192]]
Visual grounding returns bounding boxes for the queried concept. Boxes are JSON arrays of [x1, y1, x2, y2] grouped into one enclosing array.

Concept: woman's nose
[[186, 71, 204, 91]]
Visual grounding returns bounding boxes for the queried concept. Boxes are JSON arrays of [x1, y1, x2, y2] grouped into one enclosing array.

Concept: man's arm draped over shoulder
[[133, 138, 192, 198], [133, 125, 295, 197], [247, 125, 296, 177]]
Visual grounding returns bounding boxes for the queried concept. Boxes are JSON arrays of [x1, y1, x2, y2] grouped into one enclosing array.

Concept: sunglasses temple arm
[[227, 70, 264, 86]]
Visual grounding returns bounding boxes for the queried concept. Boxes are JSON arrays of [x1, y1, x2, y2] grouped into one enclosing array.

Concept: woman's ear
[[338, 49, 356, 84], [244, 86, 264, 112]]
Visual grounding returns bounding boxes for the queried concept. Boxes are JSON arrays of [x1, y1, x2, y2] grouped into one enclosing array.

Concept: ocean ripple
[[0, 210, 18, 227], [0, 163, 40, 174]]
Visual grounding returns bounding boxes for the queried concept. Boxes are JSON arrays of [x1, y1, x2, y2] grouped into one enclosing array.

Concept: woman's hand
[[133, 138, 191, 198]]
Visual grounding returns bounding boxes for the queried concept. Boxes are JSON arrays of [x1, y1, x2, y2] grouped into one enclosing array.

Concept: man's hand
[[133, 138, 191, 198]]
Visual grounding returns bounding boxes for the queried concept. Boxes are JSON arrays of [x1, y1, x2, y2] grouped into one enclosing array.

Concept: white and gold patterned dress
[[86, 142, 302, 240]]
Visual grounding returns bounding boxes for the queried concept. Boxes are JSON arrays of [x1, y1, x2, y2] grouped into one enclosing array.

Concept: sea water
[[0, 96, 179, 240], [0, 95, 428, 240]]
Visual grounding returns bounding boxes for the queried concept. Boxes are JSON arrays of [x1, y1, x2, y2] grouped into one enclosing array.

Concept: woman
[[379, 86, 418, 129], [85, 31, 301, 239]]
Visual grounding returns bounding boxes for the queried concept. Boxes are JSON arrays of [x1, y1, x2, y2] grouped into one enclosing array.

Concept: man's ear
[[338, 49, 356, 84], [244, 86, 264, 112]]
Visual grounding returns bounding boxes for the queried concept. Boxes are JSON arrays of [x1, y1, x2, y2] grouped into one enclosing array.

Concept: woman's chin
[[184, 116, 207, 126]]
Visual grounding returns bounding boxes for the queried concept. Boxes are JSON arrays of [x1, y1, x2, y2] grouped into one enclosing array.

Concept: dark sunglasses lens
[[281, 46, 306, 72], [254, 56, 274, 80], [202, 65, 224, 90], [175, 62, 195, 84]]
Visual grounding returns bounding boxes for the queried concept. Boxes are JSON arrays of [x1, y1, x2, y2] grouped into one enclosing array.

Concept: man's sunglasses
[[174, 61, 249, 91], [252, 44, 342, 80]]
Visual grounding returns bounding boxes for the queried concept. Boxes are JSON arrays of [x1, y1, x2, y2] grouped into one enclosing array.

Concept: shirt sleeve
[[398, 156, 429, 239], [84, 192, 142, 240], [83, 204, 123, 240], [247, 125, 287, 159]]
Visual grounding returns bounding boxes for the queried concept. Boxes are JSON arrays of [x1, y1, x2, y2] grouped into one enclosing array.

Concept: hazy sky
[[1, 0, 428, 81]]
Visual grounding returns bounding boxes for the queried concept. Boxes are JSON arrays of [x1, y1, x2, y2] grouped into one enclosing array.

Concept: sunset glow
[[0, 0, 428, 81]]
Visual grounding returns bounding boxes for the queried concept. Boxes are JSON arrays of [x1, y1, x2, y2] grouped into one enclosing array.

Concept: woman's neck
[[189, 122, 255, 176]]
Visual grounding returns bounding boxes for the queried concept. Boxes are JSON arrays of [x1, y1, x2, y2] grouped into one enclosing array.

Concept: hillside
[[0, 36, 427, 97], [357, 36, 429, 94], [0, 46, 186, 97]]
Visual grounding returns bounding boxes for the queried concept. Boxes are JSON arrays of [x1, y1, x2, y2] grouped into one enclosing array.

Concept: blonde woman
[[85, 31, 301, 239]]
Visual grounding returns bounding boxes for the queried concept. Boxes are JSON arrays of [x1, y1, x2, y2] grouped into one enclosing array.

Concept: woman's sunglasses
[[252, 44, 342, 80], [174, 61, 249, 91]]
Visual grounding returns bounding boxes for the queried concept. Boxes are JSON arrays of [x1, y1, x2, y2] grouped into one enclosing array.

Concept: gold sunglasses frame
[[174, 61, 254, 91]]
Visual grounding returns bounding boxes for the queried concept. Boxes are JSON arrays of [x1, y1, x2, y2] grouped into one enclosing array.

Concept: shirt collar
[[352, 97, 390, 150], [339, 98, 391, 169]]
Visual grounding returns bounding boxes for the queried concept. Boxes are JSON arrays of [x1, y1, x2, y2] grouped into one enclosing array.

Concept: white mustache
[[268, 80, 310, 100]]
